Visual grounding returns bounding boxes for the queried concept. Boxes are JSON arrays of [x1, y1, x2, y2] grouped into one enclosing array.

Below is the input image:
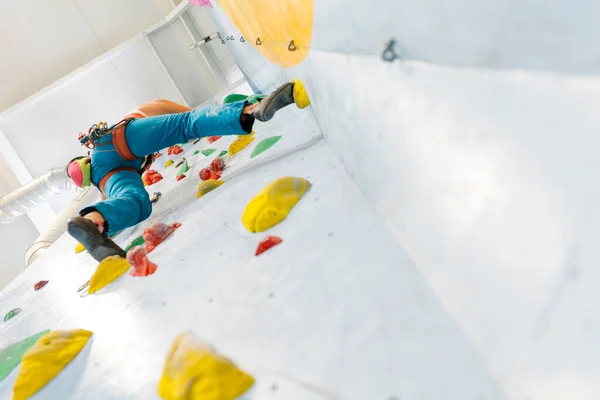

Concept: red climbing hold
[[199, 168, 221, 181], [127, 246, 158, 277], [207, 136, 222, 144], [168, 145, 184, 155], [34, 280, 49, 291], [143, 222, 182, 253], [176, 174, 186, 181], [210, 157, 225, 172], [143, 170, 163, 186], [255, 236, 283, 256]]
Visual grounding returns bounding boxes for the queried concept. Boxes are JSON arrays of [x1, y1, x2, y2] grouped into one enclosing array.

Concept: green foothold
[[218, 150, 228, 157], [193, 150, 200, 156], [201, 148, 217, 157], [223, 93, 249, 104], [0, 329, 50, 380], [250, 136, 282, 158], [178, 161, 190, 175], [3, 308, 21, 322], [125, 236, 145, 254]]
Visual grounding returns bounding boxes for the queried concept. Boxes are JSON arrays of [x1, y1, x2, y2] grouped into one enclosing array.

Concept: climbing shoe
[[252, 81, 310, 122], [68, 217, 126, 262]]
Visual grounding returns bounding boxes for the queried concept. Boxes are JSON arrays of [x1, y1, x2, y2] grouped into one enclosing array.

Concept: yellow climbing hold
[[229, 134, 255, 156], [88, 255, 130, 294], [12, 329, 93, 400], [242, 176, 311, 233], [293, 79, 310, 109], [237, 130, 255, 139], [165, 159, 174, 167], [216, 0, 313, 68], [158, 332, 254, 400], [74, 242, 85, 254], [197, 180, 224, 198]]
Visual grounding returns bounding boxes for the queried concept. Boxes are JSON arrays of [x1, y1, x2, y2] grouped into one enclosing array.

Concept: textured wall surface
[[0, 0, 598, 398], [207, 0, 600, 398]]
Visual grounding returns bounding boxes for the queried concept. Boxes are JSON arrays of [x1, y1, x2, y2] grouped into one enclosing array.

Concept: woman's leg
[[81, 171, 152, 234], [125, 80, 303, 157], [68, 171, 152, 262], [126, 101, 253, 157]]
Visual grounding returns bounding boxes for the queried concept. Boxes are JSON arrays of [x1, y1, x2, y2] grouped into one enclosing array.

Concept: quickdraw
[[78, 119, 129, 149]]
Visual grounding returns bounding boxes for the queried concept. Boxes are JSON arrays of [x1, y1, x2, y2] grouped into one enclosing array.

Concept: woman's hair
[[65, 156, 89, 177]]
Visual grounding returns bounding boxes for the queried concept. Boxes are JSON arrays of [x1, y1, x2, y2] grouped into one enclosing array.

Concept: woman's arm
[[136, 99, 193, 117]]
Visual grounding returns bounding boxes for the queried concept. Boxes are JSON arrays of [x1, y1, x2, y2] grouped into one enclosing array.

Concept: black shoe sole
[[68, 217, 126, 262]]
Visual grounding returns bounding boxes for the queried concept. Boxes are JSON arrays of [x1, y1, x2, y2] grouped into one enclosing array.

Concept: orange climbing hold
[[210, 157, 225, 172], [144, 222, 182, 253], [199, 168, 221, 181], [176, 174, 186, 181], [143, 170, 163, 186], [127, 246, 158, 277], [168, 145, 184, 155], [207, 135, 222, 144], [256, 236, 283, 255]]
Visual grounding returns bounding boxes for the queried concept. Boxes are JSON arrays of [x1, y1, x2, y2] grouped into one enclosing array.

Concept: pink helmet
[[66, 156, 91, 188]]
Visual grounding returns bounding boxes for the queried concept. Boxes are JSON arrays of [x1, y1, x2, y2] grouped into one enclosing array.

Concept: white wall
[[0, 0, 174, 111], [206, 0, 600, 398]]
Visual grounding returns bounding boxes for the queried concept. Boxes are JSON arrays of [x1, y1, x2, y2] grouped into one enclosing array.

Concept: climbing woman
[[65, 80, 309, 262]]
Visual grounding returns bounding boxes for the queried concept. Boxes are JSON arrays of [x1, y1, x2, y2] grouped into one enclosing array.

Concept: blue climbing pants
[[81, 101, 250, 234]]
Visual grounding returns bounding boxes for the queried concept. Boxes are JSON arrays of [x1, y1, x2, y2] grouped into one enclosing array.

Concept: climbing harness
[[78, 119, 130, 150]]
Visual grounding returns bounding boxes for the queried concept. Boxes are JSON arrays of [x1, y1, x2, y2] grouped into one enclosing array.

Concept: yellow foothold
[[238, 130, 255, 139], [158, 332, 254, 400], [165, 159, 174, 167], [242, 176, 311, 233], [88, 255, 130, 294], [196, 180, 224, 198], [229, 134, 255, 156], [74, 242, 86, 254], [292, 79, 310, 109], [12, 329, 93, 400]]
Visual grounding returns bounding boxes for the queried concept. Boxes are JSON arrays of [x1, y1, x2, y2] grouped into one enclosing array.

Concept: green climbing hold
[[193, 150, 200, 156], [218, 150, 228, 157], [223, 93, 267, 104], [0, 329, 50, 381], [250, 136, 282, 158], [3, 308, 22, 322], [178, 161, 190, 175], [223, 93, 249, 104], [201, 148, 217, 157], [125, 236, 145, 254]]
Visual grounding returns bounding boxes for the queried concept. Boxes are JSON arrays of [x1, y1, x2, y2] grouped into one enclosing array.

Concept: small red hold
[[210, 157, 225, 172], [255, 236, 283, 256], [127, 246, 158, 277], [34, 280, 49, 291], [143, 222, 182, 253], [143, 169, 163, 186], [207, 136, 222, 144], [168, 145, 184, 155], [176, 174, 186, 181], [199, 168, 221, 181]]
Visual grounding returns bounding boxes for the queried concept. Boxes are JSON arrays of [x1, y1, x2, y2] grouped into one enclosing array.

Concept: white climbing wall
[[205, 0, 600, 399], [0, 103, 500, 399], [0, 0, 598, 399]]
